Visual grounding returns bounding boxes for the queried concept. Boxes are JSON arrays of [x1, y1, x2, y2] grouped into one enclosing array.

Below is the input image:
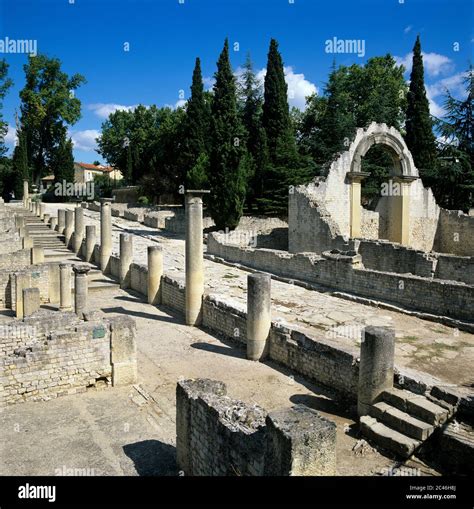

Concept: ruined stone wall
[[0, 248, 31, 271], [433, 209, 474, 256], [0, 313, 136, 406], [357, 239, 473, 284], [176, 379, 337, 476], [207, 235, 474, 321], [161, 274, 186, 313], [360, 208, 379, 239], [288, 123, 471, 255], [6, 264, 52, 311]]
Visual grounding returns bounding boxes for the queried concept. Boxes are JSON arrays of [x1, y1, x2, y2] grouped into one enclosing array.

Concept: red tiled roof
[[75, 162, 114, 172]]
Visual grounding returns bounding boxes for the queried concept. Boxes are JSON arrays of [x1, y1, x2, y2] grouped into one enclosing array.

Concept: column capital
[[346, 171, 371, 183], [392, 175, 419, 184], [73, 264, 90, 275], [100, 197, 114, 204]]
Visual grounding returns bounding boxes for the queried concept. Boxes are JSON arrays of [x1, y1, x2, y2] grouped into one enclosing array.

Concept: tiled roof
[[75, 162, 114, 172]]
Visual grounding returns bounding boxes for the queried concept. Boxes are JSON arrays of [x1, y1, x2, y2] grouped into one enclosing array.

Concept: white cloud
[[404, 25, 413, 34], [70, 129, 100, 152], [88, 103, 138, 119], [425, 71, 468, 118], [4, 125, 17, 146], [284, 66, 318, 109], [395, 52, 454, 77], [203, 76, 215, 90]]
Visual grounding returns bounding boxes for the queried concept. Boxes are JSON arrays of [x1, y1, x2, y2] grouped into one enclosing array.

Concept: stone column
[[390, 176, 416, 246], [185, 190, 209, 326], [59, 263, 72, 311], [147, 245, 163, 305], [100, 198, 112, 273], [23, 180, 29, 208], [43, 213, 50, 226], [246, 273, 271, 361], [358, 325, 396, 416], [64, 209, 74, 248], [23, 288, 40, 317], [73, 264, 90, 318], [119, 233, 133, 289], [39, 203, 45, 220], [73, 207, 85, 255], [31, 246, 44, 264], [347, 171, 369, 239], [57, 209, 66, 234], [85, 225, 96, 263], [50, 216, 57, 231]]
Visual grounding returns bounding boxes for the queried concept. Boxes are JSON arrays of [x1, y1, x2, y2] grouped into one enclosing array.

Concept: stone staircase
[[25, 212, 119, 294], [360, 387, 456, 458]]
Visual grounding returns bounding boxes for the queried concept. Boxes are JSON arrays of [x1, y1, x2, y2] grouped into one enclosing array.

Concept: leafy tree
[[431, 67, 474, 211], [405, 36, 437, 176], [0, 59, 13, 158], [181, 57, 211, 188], [208, 39, 247, 229], [19, 54, 85, 183]]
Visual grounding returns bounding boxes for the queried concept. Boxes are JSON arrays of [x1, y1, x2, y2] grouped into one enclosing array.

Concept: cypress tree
[[12, 130, 29, 199], [262, 39, 297, 165], [240, 53, 268, 211], [51, 135, 74, 185], [208, 39, 247, 230], [405, 35, 437, 175], [182, 57, 211, 189]]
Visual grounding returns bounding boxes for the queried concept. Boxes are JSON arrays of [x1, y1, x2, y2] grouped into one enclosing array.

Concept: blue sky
[[1, 0, 472, 163]]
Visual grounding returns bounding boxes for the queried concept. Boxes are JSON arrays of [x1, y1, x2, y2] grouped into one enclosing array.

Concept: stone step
[[369, 401, 434, 441], [381, 388, 449, 425], [360, 415, 421, 459]]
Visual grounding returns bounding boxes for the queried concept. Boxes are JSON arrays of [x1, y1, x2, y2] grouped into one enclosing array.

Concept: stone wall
[[0, 248, 31, 271], [207, 235, 474, 321], [357, 239, 473, 285], [0, 312, 136, 406], [433, 209, 474, 256], [176, 378, 337, 476]]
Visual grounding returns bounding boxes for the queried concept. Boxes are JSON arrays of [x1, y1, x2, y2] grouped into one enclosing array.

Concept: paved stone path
[[44, 204, 474, 389]]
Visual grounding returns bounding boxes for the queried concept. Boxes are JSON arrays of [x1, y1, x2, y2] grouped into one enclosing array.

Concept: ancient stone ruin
[[1, 126, 473, 479]]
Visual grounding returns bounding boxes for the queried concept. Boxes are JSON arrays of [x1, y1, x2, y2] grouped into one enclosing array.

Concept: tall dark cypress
[[12, 129, 29, 198], [405, 35, 437, 174], [208, 39, 247, 230], [51, 135, 74, 184], [182, 57, 211, 188], [262, 39, 296, 165]]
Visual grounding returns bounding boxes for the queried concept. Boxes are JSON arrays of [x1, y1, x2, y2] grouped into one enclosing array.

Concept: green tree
[[208, 39, 247, 229], [405, 36, 437, 176], [51, 135, 74, 184], [19, 54, 85, 184], [432, 67, 474, 211], [11, 130, 29, 199], [239, 53, 268, 211], [262, 39, 297, 165], [181, 57, 211, 188], [0, 59, 13, 158]]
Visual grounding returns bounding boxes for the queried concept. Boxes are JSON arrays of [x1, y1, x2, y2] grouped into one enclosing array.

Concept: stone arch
[[346, 124, 418, 244]]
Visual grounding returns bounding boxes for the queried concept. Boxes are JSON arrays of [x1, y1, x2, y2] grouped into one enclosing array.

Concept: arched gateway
[[345, 124, 419, 244]]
